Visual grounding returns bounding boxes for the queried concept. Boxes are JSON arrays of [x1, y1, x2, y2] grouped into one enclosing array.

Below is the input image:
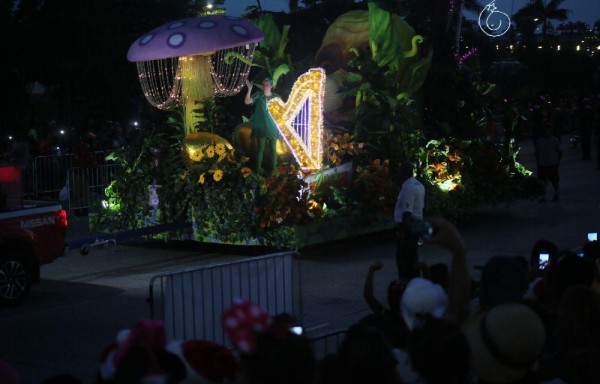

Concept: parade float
[[91, 4, 541, 250]]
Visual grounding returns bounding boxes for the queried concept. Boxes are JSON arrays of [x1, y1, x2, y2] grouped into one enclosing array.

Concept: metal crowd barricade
[[21, 151, 107, 200], [30, 154, 73, 199], [309, 329, 347, 361], [66, 162, 120, 213], [148, 251, 302, 345]]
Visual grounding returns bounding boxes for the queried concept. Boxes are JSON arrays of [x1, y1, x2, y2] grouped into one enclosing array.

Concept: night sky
[[224, 0, 600, 26]]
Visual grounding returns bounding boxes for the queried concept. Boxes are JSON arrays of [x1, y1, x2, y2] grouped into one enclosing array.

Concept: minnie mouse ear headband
[[98, 319, 168, 382], [222, 299, 273, 354], [166, 339, 238, 383]]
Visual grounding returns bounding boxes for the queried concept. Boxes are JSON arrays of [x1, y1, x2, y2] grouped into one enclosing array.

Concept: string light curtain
[[135, 43, 256, 111]]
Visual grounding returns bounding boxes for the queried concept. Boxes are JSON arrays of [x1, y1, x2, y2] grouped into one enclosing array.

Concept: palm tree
[[513, 0, 570, 41], [452, 0, 480, 53], [573, 21, 588, 34]]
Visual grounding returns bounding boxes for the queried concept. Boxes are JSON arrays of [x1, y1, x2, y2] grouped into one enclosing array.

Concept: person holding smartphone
[[394, 161, 425, 279], [524, 239, 558, 301]]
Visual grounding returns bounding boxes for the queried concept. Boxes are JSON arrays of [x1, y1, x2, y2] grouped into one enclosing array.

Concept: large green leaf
[[252, 14, 282, 53]]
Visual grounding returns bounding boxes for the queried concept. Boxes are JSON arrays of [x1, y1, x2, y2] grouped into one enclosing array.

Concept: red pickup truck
[[0, 165, 68, 306]]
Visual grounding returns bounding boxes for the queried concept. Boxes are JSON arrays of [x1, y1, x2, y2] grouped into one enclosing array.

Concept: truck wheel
[[0, 252, 33, 306]]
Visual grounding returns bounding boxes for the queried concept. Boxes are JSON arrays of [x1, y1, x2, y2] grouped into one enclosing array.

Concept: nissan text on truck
[[0, 165, 68, 306]]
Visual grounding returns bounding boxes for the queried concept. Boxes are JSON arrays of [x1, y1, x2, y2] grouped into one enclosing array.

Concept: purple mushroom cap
[[127, 15, 264, 62]]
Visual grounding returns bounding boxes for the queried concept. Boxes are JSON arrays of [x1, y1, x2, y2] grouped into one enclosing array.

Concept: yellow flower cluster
[[190, 143, 234, 164], [188, 143, 253, 184]]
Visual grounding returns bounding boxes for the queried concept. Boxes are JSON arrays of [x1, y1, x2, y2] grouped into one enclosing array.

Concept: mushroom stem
[[181, 54, 215, 134]]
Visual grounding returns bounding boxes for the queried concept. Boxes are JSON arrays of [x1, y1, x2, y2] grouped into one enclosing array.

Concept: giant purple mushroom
[[127, 15, 264, 135]]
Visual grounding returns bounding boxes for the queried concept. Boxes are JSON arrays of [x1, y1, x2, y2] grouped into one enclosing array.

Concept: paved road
[[1, 136, 599, 383]]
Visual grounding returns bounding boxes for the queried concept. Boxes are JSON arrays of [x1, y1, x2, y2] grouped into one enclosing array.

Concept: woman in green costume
[[244, 77, 280, 176]]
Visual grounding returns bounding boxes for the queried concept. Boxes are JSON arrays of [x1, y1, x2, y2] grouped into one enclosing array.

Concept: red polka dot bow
[[222, 299, 273, 354]]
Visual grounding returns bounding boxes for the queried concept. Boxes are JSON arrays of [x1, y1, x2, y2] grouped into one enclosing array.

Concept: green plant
[[91, 120, 189, 233]]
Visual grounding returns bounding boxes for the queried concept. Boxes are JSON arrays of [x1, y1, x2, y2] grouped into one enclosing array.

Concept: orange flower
[[241, 166, 252, 178], [448, 151, 462, 162]]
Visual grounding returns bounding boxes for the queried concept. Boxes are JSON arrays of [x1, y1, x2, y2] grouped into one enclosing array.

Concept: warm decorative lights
[[135, 44, 255, 112], [267, 68, 326, 171], [429, 162, 462, 192], [137, 57, 182, 110]]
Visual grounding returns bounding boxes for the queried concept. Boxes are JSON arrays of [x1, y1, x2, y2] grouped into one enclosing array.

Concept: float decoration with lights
[[127, 15, 264, 135], [267, 68, 326, 171]]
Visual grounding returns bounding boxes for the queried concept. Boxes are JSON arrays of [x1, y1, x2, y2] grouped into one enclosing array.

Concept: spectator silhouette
[[407, 313, 471, 384], [223, 300, 315, 384], [524, 239, 559, 302], [417, 217, 471, 326], [166, 339, 238, 383], [543, 251, 596, 313], [96, 319, 185, 383], [582, 239, 600, 264], [400, 277, 448, 331], [478, 255, 529, 310], [534, 125, 562, 202], [362, 261, 410, 348], [463, 302, 546, 384], [428, 262, 450, 290], [336, 324, 398, 384], [539, 285, 600, 383]]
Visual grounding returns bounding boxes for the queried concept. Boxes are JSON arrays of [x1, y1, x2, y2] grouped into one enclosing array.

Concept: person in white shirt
[[394, 161, 425, 279]]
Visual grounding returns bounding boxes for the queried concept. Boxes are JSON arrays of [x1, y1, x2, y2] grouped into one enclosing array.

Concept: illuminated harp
[[267, 68, 325, 171]]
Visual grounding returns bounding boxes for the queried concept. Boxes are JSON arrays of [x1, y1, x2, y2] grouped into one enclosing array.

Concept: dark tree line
[[1, 0, 597, 142], [1, 0, 206, 137]]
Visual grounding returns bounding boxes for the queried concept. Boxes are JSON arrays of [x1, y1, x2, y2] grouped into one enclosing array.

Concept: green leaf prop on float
[[225, 13, 293, 89], [314, 2, 432, 138]]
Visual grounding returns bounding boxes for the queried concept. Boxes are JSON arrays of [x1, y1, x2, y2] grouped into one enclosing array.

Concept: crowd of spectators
[[1, 217, 598, 383], [0, 118, 134, 167]]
